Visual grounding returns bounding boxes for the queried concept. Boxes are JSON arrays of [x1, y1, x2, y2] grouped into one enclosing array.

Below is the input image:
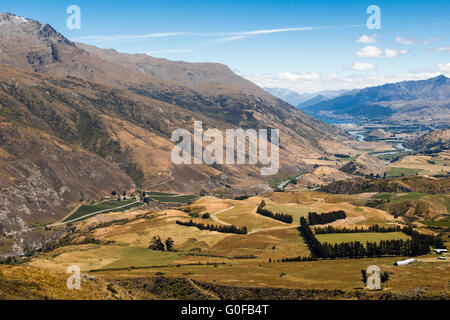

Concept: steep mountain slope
[[76, 43, 266, 94], [0, 12, 353, 255], [405, 129, 450, 152], [0, 13, 341, 148], [303, 76, 450, 124], [297, 94, 329, 109], [0, 121, 134, 256]]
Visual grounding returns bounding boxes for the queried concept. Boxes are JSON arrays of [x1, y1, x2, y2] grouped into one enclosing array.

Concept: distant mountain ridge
[[264, 88, 313, 106], [265, 87, 347, 107], [302, 75, 450, 124]]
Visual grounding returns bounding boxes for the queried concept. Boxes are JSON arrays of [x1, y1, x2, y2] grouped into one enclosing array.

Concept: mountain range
[[264, 87, 347, 108], [0, 12, 351, 254], [301, 75, 450, 124]]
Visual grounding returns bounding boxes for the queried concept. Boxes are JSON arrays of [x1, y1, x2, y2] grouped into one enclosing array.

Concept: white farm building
[[394, 258, 417, 266]]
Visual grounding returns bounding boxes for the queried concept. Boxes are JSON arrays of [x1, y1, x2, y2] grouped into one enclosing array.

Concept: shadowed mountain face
[[303, 76, 450, 124], [0, 13, 351, 255]]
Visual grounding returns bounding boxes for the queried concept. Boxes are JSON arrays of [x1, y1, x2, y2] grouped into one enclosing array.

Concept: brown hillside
[[405, 129, 450, 151], [296, 166, 354, 188], [339, 153, 385, 176], [0, 12, 355, 255]]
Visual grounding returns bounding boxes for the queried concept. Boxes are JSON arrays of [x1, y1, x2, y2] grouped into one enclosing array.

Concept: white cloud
[[278, 71, 320, 81], [356, 34, 379, 44], [327, 73, 339, 80], [438, 63, 450, 74], [210, 35, 248, 43], [237, 27, 316, 35], [395, 36, 416, 45], [399, 49, 409, 55], [355, 46, 383, 58], [72, 26, 323, 44], [352, 62, 375, 71], [241, 66, 447, 94], [72, 32, 188, 43], [434, 47, 450, 52], [384, 49, 398, 58]]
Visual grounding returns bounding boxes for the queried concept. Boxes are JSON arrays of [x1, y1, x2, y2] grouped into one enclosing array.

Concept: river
[[276, 132, 412, 190], [348, 131, 413, 159]]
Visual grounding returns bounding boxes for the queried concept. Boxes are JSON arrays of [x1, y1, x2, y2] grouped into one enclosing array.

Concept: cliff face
[[0, 123, 134, 256]]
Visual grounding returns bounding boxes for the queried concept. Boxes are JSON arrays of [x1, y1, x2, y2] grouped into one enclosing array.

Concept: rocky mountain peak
[[0, 12, 29, 23], [0, 12, 74, 46]]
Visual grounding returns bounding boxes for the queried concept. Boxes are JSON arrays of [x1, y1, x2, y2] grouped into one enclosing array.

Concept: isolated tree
[[202, 213, 211, 219], [381, 271, 390, 288], [165, 238, 175, 251], [111, 191, 117, 197], [361, 269, 367, 287], [148, 236, 165, 251]]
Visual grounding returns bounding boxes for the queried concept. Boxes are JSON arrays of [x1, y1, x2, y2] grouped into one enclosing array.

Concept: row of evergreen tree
[[256, 201, 293, 223], [308, 211, 346, 225], [313, 224, 445, 249], [176, 220, 247, 234], [314, 224, 403, 234], [318, 238, 431, 259], [402, 226, 444, 248], [299, 217, 443, 259], [280, 256, 317, 262]]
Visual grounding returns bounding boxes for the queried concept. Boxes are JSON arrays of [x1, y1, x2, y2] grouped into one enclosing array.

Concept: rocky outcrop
[[0, 124, 134, 256]]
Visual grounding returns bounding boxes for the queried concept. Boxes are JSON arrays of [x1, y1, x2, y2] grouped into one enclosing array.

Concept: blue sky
[[1, 0, 449, 93]]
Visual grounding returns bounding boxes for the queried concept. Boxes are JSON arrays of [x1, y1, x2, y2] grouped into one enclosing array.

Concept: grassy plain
[[23, 192, 450, 299]]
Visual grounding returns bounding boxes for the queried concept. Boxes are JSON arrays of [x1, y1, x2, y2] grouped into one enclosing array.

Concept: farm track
[[210, 206, 234, 226], [248, 225, 297, 235], [148, 170, 174, 188], [187, 279, 220, 300]]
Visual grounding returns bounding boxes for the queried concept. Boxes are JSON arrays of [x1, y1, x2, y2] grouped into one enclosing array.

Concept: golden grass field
[[388, 151, 450, 176], [23, 191, 448, 299]]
